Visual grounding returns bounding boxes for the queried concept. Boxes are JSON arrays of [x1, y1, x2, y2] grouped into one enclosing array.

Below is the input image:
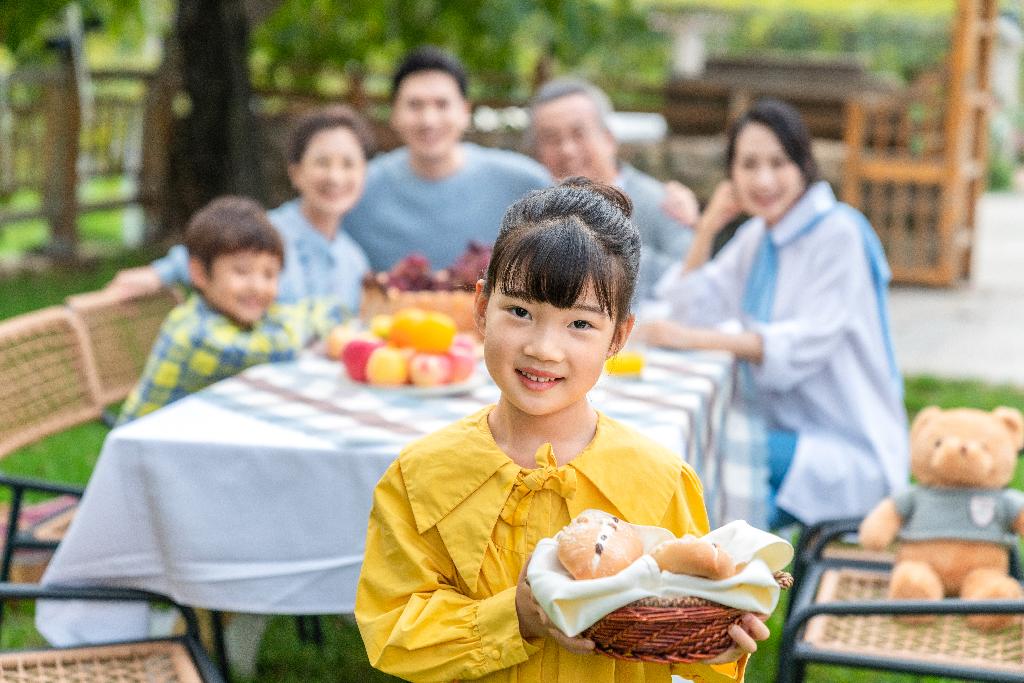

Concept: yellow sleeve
[[355, 462, 533, 682], [669, 657, 748, 682]]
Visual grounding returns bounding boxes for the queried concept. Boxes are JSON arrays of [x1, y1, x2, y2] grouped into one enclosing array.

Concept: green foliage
[[250, 0, 668, 100], [660, 0, 955, 15], [0, 0, 71, 55], [712, 9, 951, 84], [0, 0, 150, 62]]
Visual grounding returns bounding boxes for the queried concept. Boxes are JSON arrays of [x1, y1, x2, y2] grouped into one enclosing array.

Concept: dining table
[[37, 347, 766, 646]]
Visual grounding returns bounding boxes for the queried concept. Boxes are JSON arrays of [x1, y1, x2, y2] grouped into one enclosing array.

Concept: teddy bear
[[858, 405, 1024, 630]]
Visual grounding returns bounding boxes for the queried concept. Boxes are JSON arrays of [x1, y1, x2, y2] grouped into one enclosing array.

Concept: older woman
[[107, 105, 373, 314]]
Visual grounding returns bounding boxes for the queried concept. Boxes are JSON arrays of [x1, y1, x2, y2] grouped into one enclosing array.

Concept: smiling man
[[529, 78, 699, 301], [344, 47, 551, 271]]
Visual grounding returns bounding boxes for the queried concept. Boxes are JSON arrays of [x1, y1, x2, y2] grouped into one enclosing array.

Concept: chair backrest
[[0, 306, 102, 458], [65, 288, 180, 406]]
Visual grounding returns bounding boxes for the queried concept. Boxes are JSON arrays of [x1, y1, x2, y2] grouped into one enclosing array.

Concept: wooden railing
[[0, 63, 152, 254]]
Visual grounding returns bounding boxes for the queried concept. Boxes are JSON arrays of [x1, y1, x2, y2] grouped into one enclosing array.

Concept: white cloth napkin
[[527, 518, 793, 637]]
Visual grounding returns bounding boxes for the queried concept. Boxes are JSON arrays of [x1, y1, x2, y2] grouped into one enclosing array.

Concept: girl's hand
[[515, 555, 595, 655], [702, 613, 770, 664], [698, 181, 743, 237]]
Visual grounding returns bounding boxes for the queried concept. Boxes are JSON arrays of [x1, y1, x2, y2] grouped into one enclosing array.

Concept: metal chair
[[0, 581, 225, 682], [778, 519, 1024, 682], [0, 307, 102, 588], [65, 287, 181, 424]]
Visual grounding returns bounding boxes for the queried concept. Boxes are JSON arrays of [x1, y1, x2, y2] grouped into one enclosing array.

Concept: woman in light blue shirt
[[645, 99, 909, 529], [107, 106, 372, 314]]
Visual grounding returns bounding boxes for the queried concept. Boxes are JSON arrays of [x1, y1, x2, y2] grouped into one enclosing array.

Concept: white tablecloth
[[38, 349, 753, 645]]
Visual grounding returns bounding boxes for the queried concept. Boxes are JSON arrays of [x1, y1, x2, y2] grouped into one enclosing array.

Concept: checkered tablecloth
[[200, 348, 763, 527], [38, 347, 767, 648]]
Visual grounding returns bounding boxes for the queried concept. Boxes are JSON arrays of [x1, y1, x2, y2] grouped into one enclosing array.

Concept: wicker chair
[[0, 582, 225, 682], [0, 307, 103, 590], [777, 519, 1024, 682], [65, 287, 180, 420]]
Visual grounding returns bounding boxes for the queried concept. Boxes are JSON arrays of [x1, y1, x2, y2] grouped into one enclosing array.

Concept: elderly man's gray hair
[[529, 77, 615, 131]]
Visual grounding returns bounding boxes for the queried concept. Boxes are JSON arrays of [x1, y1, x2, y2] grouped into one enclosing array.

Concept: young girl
[[355, 178, 768, 682], [643, 98, 909, 529]]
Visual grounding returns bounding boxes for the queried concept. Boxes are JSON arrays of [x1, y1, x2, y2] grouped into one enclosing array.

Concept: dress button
[[490, 648, 501, 660]]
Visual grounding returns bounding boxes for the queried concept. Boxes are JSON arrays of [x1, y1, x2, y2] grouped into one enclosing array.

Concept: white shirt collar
[[770, 181, 837, 247]]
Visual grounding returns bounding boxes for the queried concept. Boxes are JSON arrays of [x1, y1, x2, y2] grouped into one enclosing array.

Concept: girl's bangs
[[493, 220, 619, 318]]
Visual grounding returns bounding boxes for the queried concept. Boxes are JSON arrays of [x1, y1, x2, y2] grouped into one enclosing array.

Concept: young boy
[[118, 196, 338, 424]]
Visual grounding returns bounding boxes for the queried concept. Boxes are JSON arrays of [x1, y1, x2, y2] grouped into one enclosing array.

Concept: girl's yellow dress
[[355, 407, 748, 682]]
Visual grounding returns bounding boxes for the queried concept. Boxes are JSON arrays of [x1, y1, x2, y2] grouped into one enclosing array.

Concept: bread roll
[[650, 535, 736, 580], [556, 511, 643, 580]]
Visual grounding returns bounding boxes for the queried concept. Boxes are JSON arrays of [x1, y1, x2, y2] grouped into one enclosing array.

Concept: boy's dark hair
[[391, 45, 468, 100], [483, 177, 639, 323], [184, 196, 284, 272], [286, 104, 375, 164], [726, 98, 818, 185]]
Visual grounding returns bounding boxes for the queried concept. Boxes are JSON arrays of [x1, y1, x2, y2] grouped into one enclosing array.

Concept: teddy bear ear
[[993, 406, 1024, 450], [910, 406, 943, 440]]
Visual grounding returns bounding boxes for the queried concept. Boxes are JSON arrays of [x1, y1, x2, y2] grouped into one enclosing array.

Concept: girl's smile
[[516, 366, 564, 391]]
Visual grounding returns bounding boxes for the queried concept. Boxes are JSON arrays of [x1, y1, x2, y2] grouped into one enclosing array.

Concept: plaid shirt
[[118, 294, 339, 425]]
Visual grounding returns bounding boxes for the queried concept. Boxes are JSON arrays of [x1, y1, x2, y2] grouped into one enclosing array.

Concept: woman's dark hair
[[391, 45, 468, 100], [286, 105, 375, 164], [483, 177, 640, 323], [184, 196, 284, 272], [725, 98, 818, 185]]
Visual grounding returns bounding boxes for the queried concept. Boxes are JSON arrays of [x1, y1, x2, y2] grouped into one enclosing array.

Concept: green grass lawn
[[2, 247, 1023, 682]]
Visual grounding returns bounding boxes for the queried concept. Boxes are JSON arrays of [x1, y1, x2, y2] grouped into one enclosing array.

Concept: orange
[[413, 311, 457, 353], [389, 308, 427, 348]]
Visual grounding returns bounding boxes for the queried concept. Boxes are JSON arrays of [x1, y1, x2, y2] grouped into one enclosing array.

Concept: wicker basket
[[360, 282, 478, 333], [582, 571, 793, 663]]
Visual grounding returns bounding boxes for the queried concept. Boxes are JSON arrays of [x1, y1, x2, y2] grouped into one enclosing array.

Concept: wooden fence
[[0, 60, 151, 256]]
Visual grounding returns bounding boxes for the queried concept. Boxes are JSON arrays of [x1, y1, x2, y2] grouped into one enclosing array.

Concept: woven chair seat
[[65, 288, 180, 406], [819, 541, 896, 566], [0, 308, 101, 456], [805, 567, 1024, 675], [0, 639, 205, 682]]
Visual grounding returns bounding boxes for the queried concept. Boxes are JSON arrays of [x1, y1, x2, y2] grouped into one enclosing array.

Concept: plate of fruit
[[326, 308, 485, 396], [359, 243, 492, 333]]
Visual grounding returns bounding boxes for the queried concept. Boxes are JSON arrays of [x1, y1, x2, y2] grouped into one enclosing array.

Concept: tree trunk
[[161, 0, 264, 239]]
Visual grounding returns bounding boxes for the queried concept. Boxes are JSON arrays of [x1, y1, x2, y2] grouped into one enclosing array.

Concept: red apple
[[341, 339, 385, 382], [409, 353, 453, 387], [446, 346, 476, 383], [451, 333, 476, 353]]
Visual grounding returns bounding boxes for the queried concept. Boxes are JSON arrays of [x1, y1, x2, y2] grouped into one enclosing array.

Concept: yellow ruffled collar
[[399, 407, 683, 591]]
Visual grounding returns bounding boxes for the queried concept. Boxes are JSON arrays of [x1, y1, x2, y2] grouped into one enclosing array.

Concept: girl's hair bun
[[559, 176, 633, 218]]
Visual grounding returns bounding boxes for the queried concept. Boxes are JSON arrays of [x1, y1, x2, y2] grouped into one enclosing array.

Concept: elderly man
[[529, 78, 698, 301], [344, 47, 551, 271]]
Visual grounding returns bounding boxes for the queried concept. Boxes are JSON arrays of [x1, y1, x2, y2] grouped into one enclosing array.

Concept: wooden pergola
[[843, 0, 997, 286]]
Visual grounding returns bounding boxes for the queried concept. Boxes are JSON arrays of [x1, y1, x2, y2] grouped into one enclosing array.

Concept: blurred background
[[2, 0, 1021, 291]]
